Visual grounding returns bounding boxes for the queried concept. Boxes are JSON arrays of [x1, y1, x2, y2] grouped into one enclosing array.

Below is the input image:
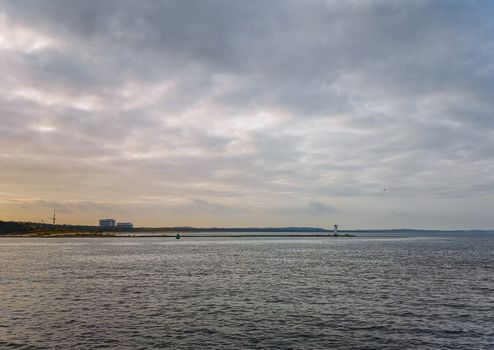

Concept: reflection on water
[[0, 234, 493, 349]]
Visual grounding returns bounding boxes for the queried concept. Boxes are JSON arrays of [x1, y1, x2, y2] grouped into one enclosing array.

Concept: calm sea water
[[0, 233, 493, 349]]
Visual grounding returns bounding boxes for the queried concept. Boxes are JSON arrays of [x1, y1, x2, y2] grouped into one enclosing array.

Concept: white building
[[99, 219, 116, 227]]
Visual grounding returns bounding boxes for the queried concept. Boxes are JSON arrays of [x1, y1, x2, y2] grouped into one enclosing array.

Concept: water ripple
[[0, 235, 493, 349]]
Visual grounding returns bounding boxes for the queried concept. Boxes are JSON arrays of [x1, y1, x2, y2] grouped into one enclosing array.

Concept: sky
[[1, 0, 494, 229]]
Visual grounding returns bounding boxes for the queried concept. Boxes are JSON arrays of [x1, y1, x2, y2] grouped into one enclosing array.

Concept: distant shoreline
[[1, 221, 492, 237], [0, 221, 331, 236], [0, 231, 354, 238]]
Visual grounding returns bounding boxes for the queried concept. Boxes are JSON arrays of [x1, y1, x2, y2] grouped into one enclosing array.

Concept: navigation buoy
[[176, 233, 181, 239]]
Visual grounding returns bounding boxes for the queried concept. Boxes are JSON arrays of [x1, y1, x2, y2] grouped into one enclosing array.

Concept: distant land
[[0, 220, 492, 237], [0, 221, 329, 236]]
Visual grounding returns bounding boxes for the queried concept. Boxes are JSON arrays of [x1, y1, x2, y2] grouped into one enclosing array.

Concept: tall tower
[[334, 224, 338, 236], [52, 210, 56, 225]]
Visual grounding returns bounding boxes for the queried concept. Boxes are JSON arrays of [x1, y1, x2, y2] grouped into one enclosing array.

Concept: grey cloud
[[305, 201, 338, 214], [1, 1, 494, 228], [271, 201, 339, 217]]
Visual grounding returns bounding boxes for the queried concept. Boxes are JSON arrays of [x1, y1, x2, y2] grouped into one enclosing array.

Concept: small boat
[[176, 233, 181, 239]]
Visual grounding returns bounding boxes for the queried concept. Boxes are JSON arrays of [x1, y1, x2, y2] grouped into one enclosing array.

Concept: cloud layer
[[1, 0, 494, 228]]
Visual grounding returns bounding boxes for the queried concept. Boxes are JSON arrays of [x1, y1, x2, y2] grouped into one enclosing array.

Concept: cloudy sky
[[1, 0, 493, 229]]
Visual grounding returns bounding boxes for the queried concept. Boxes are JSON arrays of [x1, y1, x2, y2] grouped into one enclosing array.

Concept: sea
[[0, 232, 493, 349]]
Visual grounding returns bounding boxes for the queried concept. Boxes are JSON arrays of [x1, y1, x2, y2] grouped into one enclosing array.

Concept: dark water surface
[[1, 234, 493, 349]]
